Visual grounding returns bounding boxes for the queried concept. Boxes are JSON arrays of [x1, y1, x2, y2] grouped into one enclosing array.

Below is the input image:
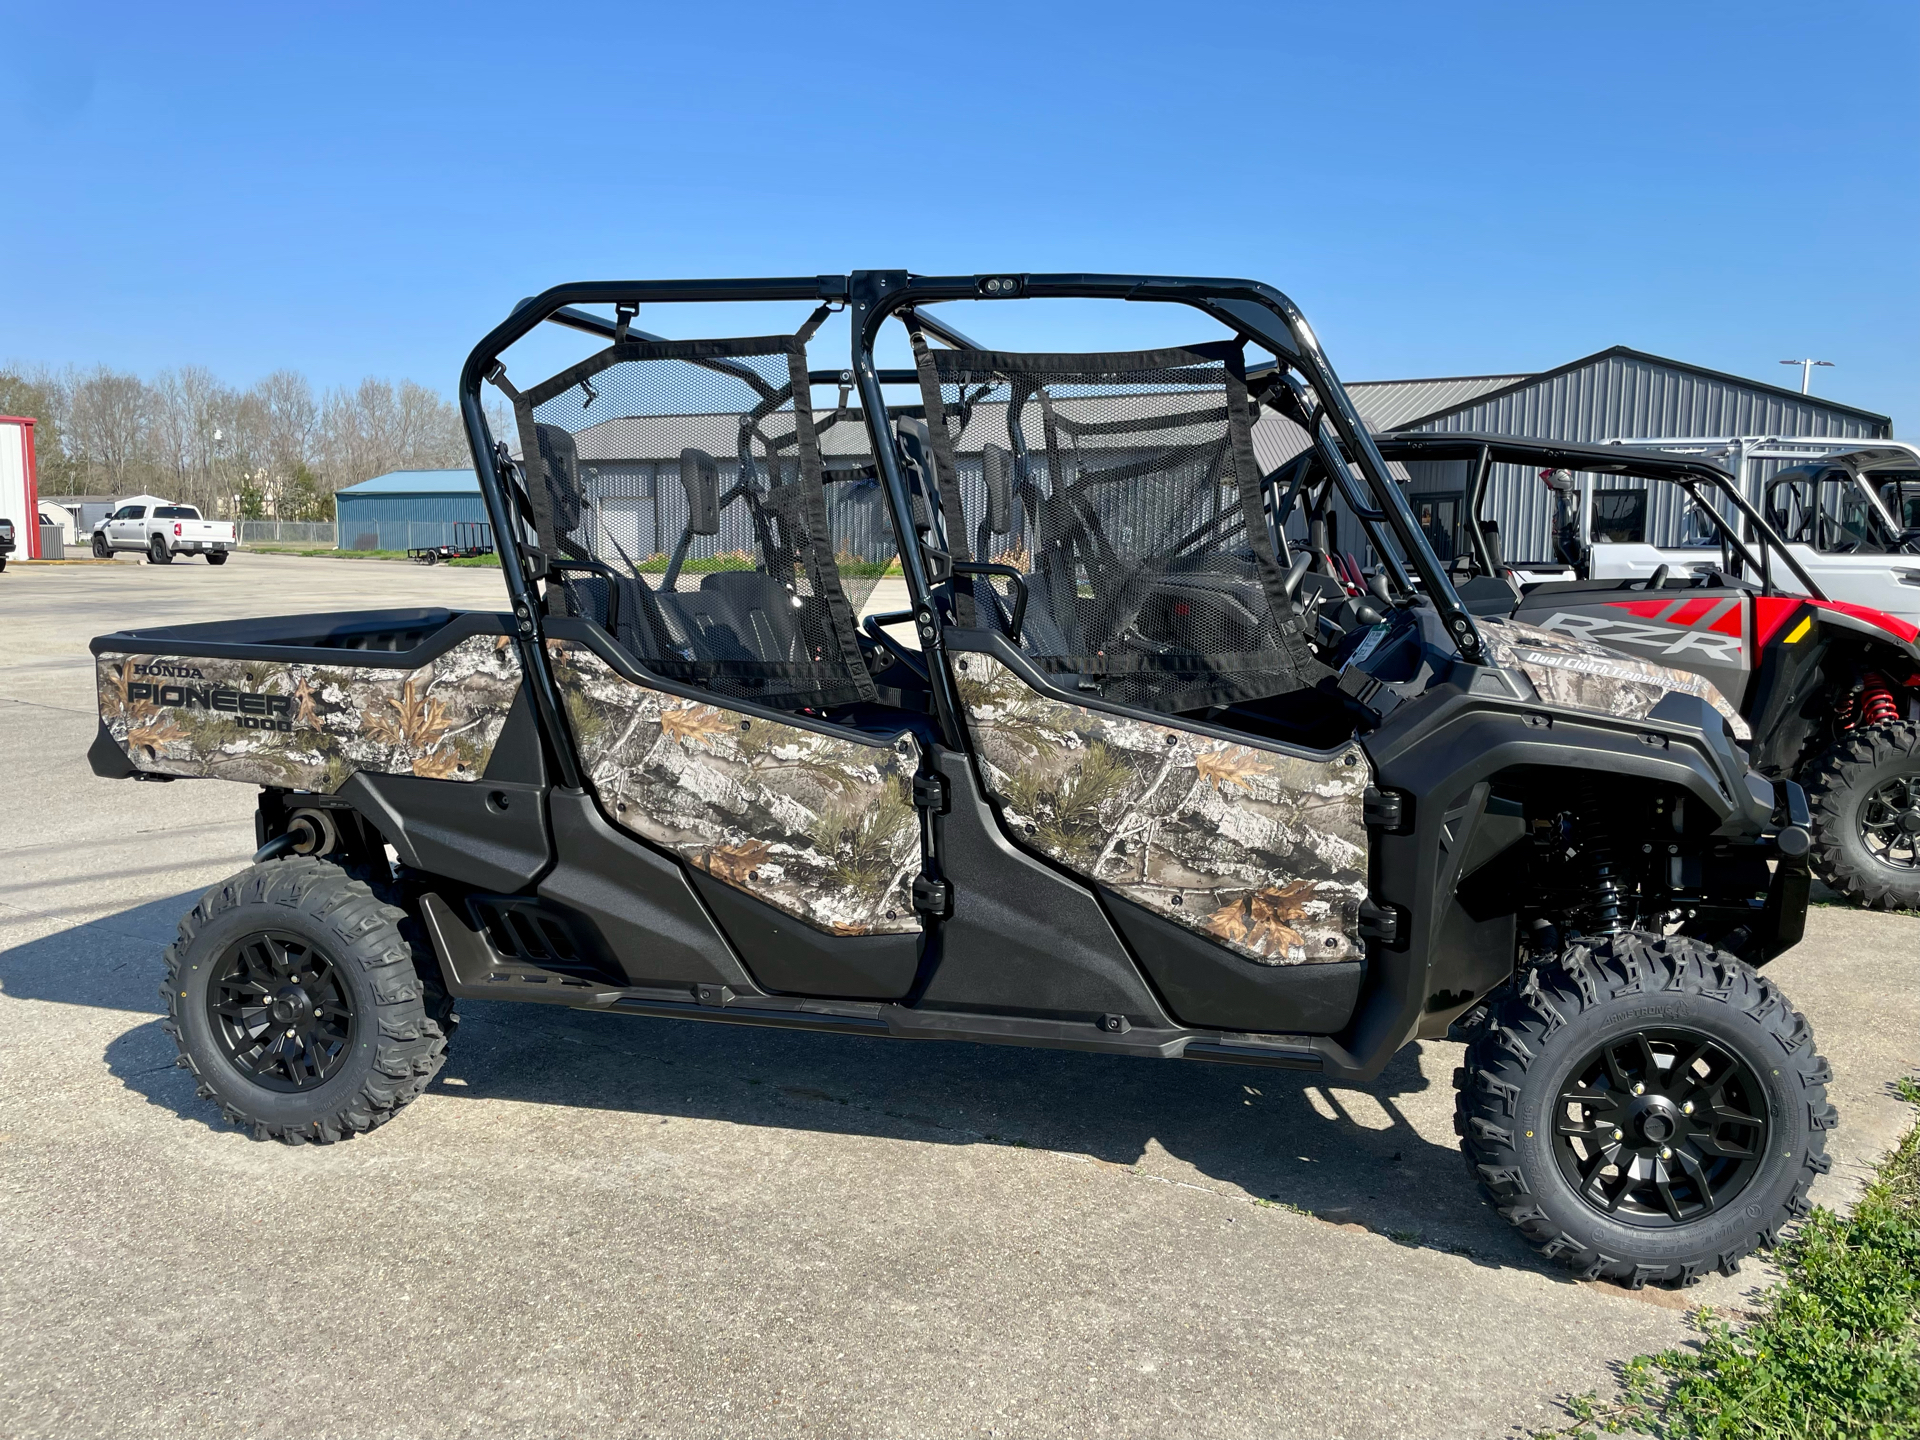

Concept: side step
[[416, 892, 1331, 1071]]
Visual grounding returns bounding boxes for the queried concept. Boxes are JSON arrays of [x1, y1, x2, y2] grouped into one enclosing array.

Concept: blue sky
[[4, 1, 1914, 432]]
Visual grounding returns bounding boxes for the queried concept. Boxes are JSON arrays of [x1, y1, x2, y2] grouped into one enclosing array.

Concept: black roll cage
[[1369, 431, 1828, 603], [458, 273, 1487, 772]]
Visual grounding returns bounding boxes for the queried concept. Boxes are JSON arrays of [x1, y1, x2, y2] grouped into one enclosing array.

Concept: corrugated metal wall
[[1370, 353, 1889, 566], [567, 458, 897, 568], [335, 492, 492, 551]]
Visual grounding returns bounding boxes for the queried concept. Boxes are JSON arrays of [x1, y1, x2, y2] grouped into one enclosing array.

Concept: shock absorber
[[1579, 780, 1625, 934], [1855, 671, 1901, 729]]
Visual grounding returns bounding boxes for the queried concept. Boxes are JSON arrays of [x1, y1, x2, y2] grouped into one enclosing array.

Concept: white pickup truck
[[90, 494, 237, 564]]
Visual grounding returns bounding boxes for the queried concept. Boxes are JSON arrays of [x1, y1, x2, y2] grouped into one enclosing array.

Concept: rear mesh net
[[511, 332, 877, 710], [914, 339, 1328, 713]]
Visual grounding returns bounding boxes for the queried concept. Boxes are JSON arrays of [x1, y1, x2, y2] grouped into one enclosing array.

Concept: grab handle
[[950, 561, 1029, 643]]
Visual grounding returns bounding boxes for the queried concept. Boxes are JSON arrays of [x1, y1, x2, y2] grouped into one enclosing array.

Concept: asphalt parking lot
[[2, 551, 1915, 1439]]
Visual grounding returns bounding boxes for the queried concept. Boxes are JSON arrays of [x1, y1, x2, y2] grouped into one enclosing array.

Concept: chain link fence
[[238, 520, 338, 546]]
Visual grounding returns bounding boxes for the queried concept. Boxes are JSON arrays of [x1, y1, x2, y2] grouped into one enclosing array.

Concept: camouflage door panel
[[96, 635, 524, 790], [952, 654, 1368, 965], [1478, 617, 1752, 740], [549, 641, 922, 936]]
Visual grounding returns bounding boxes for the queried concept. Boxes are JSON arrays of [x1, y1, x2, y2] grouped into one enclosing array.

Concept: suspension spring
[[1850, 671, 1902, 729], [1579, 781, 1624, 934]]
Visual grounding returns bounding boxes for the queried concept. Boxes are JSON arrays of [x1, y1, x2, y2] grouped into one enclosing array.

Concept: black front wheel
[[1456, 932, 1834, 1288], [163, 858, 448, 1143], [92, 532, 111, 558], [1804, 721, 1920, 910]]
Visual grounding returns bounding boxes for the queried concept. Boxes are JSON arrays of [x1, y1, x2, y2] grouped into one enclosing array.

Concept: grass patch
[[624, 552, 902, 578], [241, 545, 503, 567], [243, 545, 415, 561], [1546, 1077, 1920, 1439]]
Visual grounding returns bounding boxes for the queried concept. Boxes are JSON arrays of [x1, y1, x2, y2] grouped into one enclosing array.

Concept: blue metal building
[[334, 470, 488, 551]]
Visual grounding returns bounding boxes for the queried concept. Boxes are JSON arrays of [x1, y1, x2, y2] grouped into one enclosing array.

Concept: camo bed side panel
[[548, 641, 922, 937], [953, 654, 1368, 966], [96, 635, 523, 790], [1479, 616, 1752, 740]]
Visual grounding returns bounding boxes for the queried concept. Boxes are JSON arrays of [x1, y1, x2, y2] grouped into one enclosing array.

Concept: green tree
[[0, 370, 72, 491], [283, 463, 332, 521]]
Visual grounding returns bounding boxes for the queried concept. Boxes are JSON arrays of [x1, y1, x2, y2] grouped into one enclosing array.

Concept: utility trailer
[[90, 272, 1834, 1288], [408, 520, 495, 566]]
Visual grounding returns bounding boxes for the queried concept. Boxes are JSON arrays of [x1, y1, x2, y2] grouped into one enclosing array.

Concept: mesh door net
[[510, 331, 876, 711], [914, 338, 1328, 713]]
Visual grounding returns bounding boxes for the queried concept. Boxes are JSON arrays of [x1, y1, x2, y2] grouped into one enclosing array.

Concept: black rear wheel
[[163, 857, 448, 1143], [147, 534, 173, 565], [206, 931, 356, 1090], [1456, 932, 1833, 1287], [1804, 721, 1920, 910]]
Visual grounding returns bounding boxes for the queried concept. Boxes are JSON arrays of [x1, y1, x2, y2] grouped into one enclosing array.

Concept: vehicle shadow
[[3, 891, 1536, 1276]]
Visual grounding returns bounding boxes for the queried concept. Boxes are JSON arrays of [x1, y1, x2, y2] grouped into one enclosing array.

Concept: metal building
[[334, 470, 489, 551], [0, 416, 43, 559], [1323, 346, 1892, 565]]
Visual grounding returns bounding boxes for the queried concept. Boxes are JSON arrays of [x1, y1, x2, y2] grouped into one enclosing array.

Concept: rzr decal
[[1536, 597, 1746, 665]]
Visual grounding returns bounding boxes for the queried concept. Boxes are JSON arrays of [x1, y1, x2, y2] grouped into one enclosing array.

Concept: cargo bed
[[90, 607, 526, 791]]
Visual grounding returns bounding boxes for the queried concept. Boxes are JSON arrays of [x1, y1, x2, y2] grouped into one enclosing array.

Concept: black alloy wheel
[[1551, 1026, 1767, 1226], [148, 534, 172, 564], [1457, 931, 1833, 1287], [1858, 772, 1920, 872], [92, 532, 110, 558], [206, 930, 355, 1090]]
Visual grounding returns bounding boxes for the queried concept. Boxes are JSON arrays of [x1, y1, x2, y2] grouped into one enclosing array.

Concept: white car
[[91, 495, 237, 564]]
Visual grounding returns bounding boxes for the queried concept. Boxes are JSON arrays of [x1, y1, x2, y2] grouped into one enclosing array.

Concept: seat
[[505, 331, 881, 713]]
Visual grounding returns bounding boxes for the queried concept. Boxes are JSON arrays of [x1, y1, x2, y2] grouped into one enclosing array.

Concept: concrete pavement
[[1, 552, 1914, 1438]]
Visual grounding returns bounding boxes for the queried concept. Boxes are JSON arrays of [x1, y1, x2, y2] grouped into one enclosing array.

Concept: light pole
[[1779, 358, 1834, 395]]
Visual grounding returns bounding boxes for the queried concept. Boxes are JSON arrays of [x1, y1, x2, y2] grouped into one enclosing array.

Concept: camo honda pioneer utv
[[90, 273, 1834, 1288]]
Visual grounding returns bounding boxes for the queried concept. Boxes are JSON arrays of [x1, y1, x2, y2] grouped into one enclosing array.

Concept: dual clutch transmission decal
[[955, 654, 1368, 966], [1479, 617, 1751, 739], [96, 636, 523, 789]]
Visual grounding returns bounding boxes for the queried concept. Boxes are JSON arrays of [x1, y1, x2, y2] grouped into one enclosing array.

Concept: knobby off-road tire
[[147, 535, 172, 565], [162, 857, 448, 1144], [1454, 932, 1834, 1288], [91, 531, 110, 558], [1803, 720, 1920, 910]]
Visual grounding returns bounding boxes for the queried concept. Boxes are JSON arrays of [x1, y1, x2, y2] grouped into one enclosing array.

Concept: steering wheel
[[1642, 563, 1669, 591]]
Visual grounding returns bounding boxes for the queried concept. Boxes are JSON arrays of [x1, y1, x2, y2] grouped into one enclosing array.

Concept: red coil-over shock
[[1841, 671, 1902, 730]]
